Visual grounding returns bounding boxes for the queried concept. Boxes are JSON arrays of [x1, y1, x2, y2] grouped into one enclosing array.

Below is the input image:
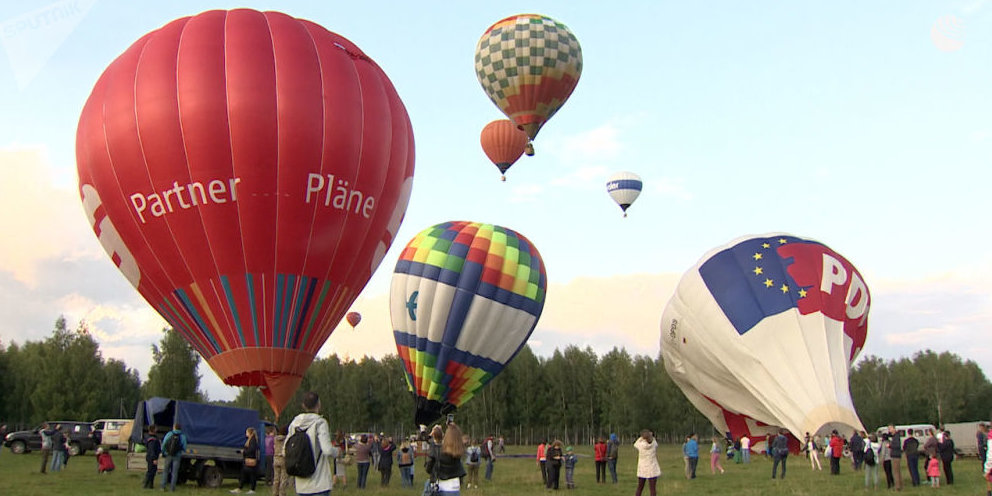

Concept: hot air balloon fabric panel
[[475, 14, 582, 139], [660, 233, 869, 440], [391, 222, 547, 414], [76, 9, 415, 416], [606, 172, 642, 213]]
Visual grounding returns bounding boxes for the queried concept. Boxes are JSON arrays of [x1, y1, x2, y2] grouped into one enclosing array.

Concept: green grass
[[0, 445, 987, 495]]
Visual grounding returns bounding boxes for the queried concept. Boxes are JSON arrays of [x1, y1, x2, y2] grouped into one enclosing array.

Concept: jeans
[[400, 465, 413, 487], [906, 454, 920, 486], [161, 456, 182, 491], [687, 456, 698, 478], [772, 455, 787, 478], [51, 451, 66, 472], [941, 458, 953, 484], [742, 449, 750, 463], [607, 459, 618, 482], [830, 456, 840, 474], [864, 463, 879, 487], [144, 460, 158, 488], [595, 460, 606, 482], [485, 458, 494, 480], [357, 461, 370, 488]]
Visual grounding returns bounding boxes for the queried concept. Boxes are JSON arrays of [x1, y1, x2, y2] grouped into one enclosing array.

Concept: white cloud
[[884, 326, 954, 346], [507, 183, 544, 204], [550, 165, 611, 189], [653, 176, 694, 201]]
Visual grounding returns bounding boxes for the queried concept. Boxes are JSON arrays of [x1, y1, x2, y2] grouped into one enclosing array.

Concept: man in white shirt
[[741, 436, 751, 464]]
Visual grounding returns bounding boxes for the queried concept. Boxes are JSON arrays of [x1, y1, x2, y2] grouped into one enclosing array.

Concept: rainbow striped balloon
[[390, 221, 547, 425]]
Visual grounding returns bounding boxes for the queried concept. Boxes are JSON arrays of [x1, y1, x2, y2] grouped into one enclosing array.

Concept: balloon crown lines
[[125, 173, 377, 224]]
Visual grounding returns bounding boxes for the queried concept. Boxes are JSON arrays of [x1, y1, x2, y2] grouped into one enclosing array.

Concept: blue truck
[[127, 397, 269, 488]]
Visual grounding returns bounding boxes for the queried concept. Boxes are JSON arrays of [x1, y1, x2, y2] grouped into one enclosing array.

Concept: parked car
[[91, 419, 133, 449], [3, 421, 96, 456], [874, 423, 937, 447]]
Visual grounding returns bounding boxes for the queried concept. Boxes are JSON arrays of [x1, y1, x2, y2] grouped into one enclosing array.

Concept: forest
[[2, 317, 990, 446]]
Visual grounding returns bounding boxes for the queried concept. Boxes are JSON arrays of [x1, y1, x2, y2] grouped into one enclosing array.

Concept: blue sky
[[1, 0, 990, 401]]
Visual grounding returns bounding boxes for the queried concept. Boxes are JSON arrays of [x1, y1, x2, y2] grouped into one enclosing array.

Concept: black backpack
[[864, 446, 876, 466], [163, 433, 182, 457], [285, 425, 317, 477], [470, 448, 480, 463]]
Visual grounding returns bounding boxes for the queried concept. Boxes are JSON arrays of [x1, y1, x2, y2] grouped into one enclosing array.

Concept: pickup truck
[[127, 398, 269, 488]]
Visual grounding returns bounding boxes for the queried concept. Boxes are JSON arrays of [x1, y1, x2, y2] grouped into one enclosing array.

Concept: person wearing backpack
[[143, 424, 162, 489], [464, 438, 481, 489], [397, 440, 416, 487], [482, 435, 497, 481], [286, 391, 339, 496], [863, 433, 881, 489], [161, 423, 187, 491]]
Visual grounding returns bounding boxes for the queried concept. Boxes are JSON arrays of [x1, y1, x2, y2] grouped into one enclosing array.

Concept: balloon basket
[[524, 142, 535, 156], [501, 175, 506, 182]]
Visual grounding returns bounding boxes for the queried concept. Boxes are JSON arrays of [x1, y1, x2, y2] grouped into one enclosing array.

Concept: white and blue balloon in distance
[[606, 171, 642, 217], [660, 233, 870, 450]]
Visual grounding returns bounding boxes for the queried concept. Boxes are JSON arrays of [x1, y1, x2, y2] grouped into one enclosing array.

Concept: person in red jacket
[[829, 430, 844, 475], [536, 440, 547, 486], [96, 447, 115, 473], [594, 437, 608, 483]]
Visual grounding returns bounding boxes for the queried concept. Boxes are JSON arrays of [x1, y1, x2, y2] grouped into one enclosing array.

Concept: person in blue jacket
[[161, 423, 188, 492], [683, 433, 700, 479]]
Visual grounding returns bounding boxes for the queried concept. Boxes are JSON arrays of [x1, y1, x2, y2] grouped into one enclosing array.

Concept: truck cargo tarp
[[131, 397, 260, 448]]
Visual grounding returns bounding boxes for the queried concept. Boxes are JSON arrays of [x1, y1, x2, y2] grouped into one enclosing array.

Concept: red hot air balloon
[[480, 119, 530, 181], [76, 9, 415, 418], [346, 312, 362, 329]]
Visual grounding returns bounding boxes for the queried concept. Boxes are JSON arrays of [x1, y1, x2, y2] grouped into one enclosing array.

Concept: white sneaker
[[245, 491, 255, 495], [229, 490, 241, 494]]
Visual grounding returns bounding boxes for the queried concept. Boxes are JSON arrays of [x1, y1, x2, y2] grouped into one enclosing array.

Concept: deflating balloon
[[390, 221, 547, 426], [480, 119, 529, 181], [660, 234, 869, 446], [346, 312, 362, 329], [475, 14, 582, 144], [76, 9, 415, 418], [606, 172, 642, 217]]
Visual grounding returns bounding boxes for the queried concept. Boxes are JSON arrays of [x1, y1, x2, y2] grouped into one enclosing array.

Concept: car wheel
[[9, 441, 26, 454], [68, 442, 82, 456], [200, 465, 223, 488]]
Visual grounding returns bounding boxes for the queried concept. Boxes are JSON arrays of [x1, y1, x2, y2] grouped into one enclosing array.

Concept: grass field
[[0, 445, 987, 495]]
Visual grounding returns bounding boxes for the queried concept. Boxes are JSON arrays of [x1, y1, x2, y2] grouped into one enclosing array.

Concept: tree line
[[2, 318, 991, 445]]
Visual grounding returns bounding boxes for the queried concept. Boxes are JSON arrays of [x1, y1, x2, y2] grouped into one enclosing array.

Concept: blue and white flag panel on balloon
[[661, 233, 870, 441]]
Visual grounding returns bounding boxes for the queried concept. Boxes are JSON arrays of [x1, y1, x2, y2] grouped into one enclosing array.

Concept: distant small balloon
[[346, 312, 361, 329], [606, 172, 642, 217], [931, 15, 964, 52]]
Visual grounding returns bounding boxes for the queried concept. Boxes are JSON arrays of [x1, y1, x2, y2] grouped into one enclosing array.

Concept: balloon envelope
[[480, 119, 529, 179], [390, 221, 547, 425], [660, 233, 869, 443], [606, 172, 642, 216], [475, 14, 582, 140], [76, 9, 415, 417], [346, 312, 362, 329]]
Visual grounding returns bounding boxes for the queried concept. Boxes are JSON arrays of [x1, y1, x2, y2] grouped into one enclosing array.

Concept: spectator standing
[[50, 426, 67, 472], [710, 436, 725, 474], [545, 439, 563, 490], [231, 426, 260, 494], [398, 440, 416, 487], [927, 454, 941, 487], [850, 430, 865, 470], [483, 435, 496, 481], [354, 434, 372, 489], [684, 433, 699, 479], [498, 436, 505, 454], [143, 424, 161, 489], [806, 433, 822, 471], [741, 435, 751, 464], [264, 426, 275, 486], [536, 439, 547, 486], [286, 392, 339, 496], [161, 423, 187, 491], [39, 422, 53, 474], [379, 436, 395, 486], [332, 431, 348, 489], [887, 425, 903, 490], [881, 434, 894, 488], [634, 430, 661, 496], [771, 429, 789, 479], [462, 439, 480, 489], [937, 430, 955, 485], [829, 430, 844, 475], [425, 423, 466, 496], [978, 423, 989, 472], [903, 432, 921, 487], [606, 433, 620, 483], [271, 425, 288, 496], [593, 437, 607, 483], [864, 434, 881, 489], [564, 446, 578, 489]]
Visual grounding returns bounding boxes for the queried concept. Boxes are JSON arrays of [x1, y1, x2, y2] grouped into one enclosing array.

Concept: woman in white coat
[[634, 430, 661, 496]]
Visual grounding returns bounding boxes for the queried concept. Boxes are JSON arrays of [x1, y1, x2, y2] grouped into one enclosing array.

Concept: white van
[[874, 424, 936, 446], [91, 419, 133, 449]]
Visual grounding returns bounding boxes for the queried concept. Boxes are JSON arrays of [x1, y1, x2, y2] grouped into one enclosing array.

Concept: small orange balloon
[[480, 119, 530, 180]]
